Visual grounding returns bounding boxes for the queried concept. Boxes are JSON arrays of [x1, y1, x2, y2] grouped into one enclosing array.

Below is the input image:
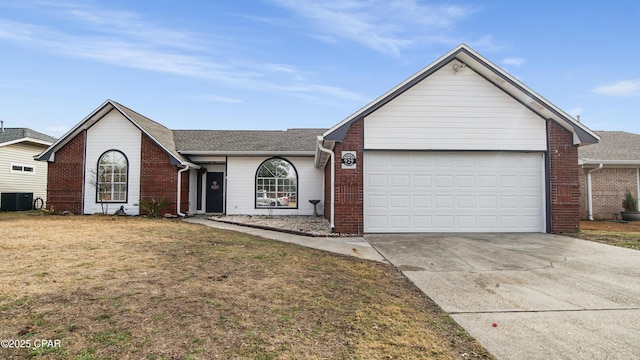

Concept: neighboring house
[[36, 44, 598, 233], [578, 131, 640, 220], [0, 124, 57, 210]]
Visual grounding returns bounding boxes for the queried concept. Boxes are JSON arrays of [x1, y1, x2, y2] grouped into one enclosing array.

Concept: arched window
[[256, 158, 297, 208], [96, 150, 128, 203]]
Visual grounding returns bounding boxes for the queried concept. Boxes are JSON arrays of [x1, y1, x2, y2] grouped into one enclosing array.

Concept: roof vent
[[1, 120, 4, 132]]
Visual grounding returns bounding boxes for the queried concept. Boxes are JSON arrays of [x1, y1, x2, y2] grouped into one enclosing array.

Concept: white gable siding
[[0, 142, 50, 208], [84, 110, 142, 215], [365, 63, 547, 151], [226, 157, 324, 216]]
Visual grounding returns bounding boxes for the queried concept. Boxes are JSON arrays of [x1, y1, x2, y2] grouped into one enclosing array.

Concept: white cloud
[[270, 0, 477, 57], [501, 57, 525, 66], [593, 79, 640, 97], [0, 3, 365, 102]]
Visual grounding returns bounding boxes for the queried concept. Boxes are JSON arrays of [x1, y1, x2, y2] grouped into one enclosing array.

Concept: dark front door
[[206, 172, 224, 213]]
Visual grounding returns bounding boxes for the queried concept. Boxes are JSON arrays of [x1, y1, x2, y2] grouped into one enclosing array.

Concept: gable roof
[[0, 128, 56, 148], [174, 128, 326, 155], [578, 131, 640, 165], [36, 99, 192, 166], [322, 43, 599, 146]]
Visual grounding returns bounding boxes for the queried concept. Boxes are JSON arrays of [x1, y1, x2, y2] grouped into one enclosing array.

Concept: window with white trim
[[255, 158, 297, 208], [10, 163, 35, 174], [97, 150, 128, 203]]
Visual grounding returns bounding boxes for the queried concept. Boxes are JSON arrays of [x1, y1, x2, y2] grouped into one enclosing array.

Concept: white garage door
[[364, 152, 545, 233]]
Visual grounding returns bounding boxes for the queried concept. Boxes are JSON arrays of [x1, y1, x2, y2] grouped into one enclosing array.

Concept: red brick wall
[[46, 132, 85, 214], [330, 120, 364, 234], [139, 134, 182, 215], [579, 167, 638, 220], [548, 121, 580, 233]]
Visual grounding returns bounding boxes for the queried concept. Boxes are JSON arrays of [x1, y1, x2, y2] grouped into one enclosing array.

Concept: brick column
[[331, 120, 364, 234], [548, 121, 580, 232]]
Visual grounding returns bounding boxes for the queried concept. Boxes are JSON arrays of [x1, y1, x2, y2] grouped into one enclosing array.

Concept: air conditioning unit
[[1, 192, 34, 211]]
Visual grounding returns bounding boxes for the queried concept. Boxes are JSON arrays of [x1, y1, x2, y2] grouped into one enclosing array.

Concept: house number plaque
[[341, 151, 357, 169]]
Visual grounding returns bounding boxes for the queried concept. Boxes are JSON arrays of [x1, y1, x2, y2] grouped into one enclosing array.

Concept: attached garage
[[316, 44, 599, 234], [364, 151, 545, 232]]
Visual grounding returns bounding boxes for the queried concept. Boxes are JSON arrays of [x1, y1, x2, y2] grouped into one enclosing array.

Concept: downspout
[[317, 138, 335, 231], [637, 168, 640, 211], [177, 164, 190, 217], [587, 164, 603, 220]]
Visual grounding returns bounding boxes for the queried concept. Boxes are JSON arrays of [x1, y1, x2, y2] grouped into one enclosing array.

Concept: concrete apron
[[365, 233, 640, 360]]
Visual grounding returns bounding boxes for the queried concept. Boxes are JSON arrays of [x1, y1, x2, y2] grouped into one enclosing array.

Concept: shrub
[[137, 197, 173, 218], [622, 189, 639, 212]]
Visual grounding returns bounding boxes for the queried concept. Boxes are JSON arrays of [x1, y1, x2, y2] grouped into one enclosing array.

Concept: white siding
[[226, 156, 324, 216], [365, 62, 547, 151], [0, 143, 50, 208], [364, 151, 545, 232], [188, 168, 198, 215], [84, 110, 142, 215]]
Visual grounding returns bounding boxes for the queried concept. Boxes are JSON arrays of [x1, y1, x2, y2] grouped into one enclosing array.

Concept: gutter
[[586, 164, 604, 220], [178, 150, 315, 156], [177, 162, 201, 217], [317, 136, 335, 231]]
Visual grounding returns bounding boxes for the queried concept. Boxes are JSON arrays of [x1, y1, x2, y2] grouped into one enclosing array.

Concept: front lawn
[[570, 220, 640, 250], [0, 213, 491, 359]]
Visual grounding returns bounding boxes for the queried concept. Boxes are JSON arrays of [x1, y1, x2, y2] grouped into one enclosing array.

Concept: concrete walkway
[[183, 217, 386, 263]]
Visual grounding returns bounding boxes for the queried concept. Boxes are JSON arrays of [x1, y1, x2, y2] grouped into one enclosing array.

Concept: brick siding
[[139, 133, 183, 215], [548, 121, 581, 233], [46, 132, 85, 214], [579, 167, 639, 220], [330, 120, 364, 234]]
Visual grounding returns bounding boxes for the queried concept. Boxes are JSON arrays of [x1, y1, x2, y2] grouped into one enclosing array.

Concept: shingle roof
[[111, 101, 191, 164], [578, 131, 640, 161], [173, 128, 327, 153], [0, 128, 57, 145]]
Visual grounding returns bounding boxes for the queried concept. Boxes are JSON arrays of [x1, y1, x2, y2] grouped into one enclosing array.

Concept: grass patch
[[0, 214, 492, 359], [570, 221, 640, 250]]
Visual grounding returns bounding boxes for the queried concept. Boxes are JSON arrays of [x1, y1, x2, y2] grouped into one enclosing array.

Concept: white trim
[[317, 137, 335, 231], [580, 159, 640, 166], [0, 137, 53, 148], [637, 168, 640, 211], [587, 164, 604, 221], [10, 163, 36, 174]]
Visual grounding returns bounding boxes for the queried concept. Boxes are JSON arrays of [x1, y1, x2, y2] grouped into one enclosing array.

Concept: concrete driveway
[[365, 233, 640, 359]]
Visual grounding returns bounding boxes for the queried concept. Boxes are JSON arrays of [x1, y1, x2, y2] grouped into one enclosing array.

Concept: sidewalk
[[183, 217, 387, 263]]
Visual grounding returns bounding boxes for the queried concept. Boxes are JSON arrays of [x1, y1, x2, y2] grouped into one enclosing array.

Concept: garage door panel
[[364, 152, 545, 232]]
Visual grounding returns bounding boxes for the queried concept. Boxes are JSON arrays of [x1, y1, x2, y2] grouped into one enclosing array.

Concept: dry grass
[[570, 220, 640, 250], [0, 212, 491, 360]]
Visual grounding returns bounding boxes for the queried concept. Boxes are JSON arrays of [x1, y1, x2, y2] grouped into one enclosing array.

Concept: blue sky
[[1, 0, 639, 138]]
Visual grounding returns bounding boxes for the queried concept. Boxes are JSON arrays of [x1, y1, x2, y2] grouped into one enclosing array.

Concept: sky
[[0, 0, 639, 138]]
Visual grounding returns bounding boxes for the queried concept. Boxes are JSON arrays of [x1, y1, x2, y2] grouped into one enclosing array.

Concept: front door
[[206, 172, 224, 213]]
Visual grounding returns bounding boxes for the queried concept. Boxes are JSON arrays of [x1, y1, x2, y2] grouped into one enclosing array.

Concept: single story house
[[36, 44, 598, 233], [0, 123, 56, 210], [579, 131, 640, 220]]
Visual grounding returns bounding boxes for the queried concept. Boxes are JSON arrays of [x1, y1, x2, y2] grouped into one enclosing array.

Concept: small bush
[[137, 197, 173, 218], [622, 189, 639, 212]]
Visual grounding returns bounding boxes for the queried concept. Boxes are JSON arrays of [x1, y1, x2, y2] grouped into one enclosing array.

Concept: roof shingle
[[0, 128, 57, 145], [578, 131, 640, 161], [173, 128, 326, 153]]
